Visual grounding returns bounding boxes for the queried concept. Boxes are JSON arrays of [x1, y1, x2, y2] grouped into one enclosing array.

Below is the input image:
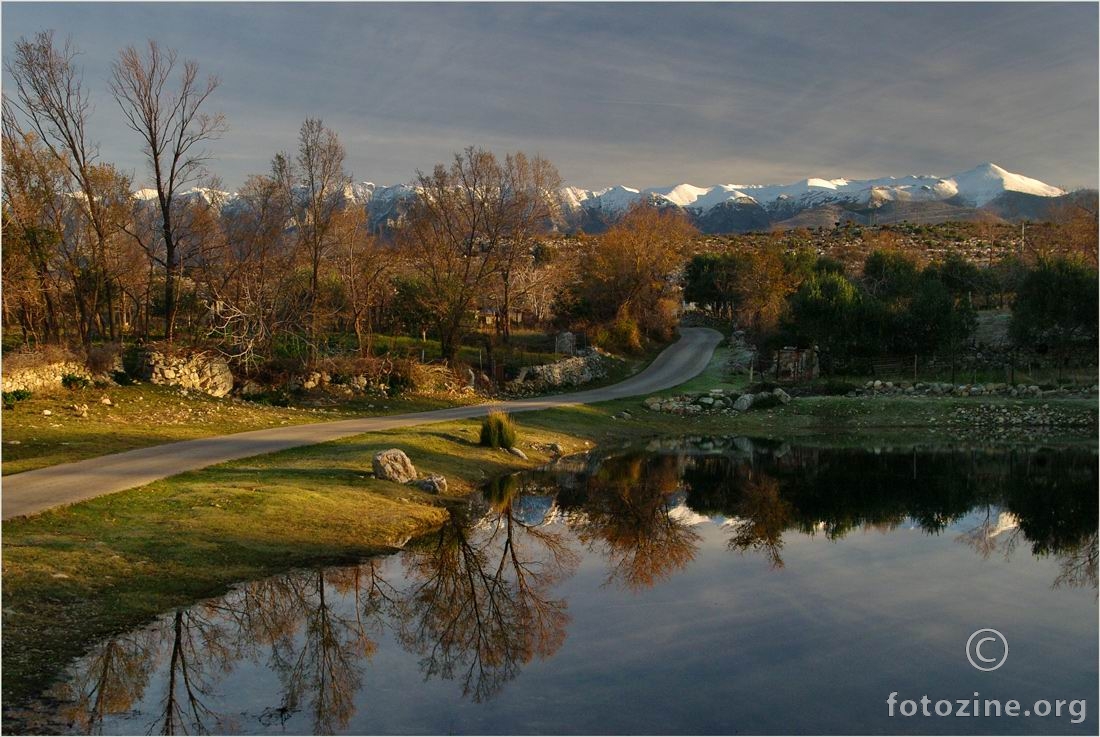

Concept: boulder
[[773, 388, 791, 404], [507, 446, 529, 460], [406, 474, 447, 495], [733, 394, 754, 411], [372, 449, 417, 483]]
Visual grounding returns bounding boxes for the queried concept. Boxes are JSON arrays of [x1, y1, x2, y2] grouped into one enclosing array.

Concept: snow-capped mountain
[[134, 163, 1075, 235], [562, 163, 1063, 216], [556, 163, 1072, 233]]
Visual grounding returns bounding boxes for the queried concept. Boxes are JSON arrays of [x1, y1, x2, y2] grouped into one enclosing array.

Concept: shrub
[[609, 317, 643, 353], [2, 389, 32, 409], [61, 373, 90, 390], [385, 359, 417, 396], [86, 342, 122, 374], [479, 411, 518, 449]]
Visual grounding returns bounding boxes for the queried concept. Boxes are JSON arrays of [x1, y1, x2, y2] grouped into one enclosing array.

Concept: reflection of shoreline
[[40, 440, 1098, 733]]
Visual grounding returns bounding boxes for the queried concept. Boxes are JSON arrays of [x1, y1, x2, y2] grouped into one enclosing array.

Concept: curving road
[[2, 328, 722, 520]]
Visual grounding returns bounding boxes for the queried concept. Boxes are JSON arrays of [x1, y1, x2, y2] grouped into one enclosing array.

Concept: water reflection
[[397, 482, 577, 703], [46, 439, 1097, 734]]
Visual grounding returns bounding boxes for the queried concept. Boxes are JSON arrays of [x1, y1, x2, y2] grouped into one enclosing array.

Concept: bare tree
[[493, 153, 561, 342], [111, 40, 226, 342], [332, 208, 392, 356], [7, 31, 133, 345], [401, 147, 560, 363], [272, 119, 351, 361]]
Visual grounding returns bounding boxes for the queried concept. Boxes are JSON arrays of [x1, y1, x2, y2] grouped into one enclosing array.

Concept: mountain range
[[155, 162, 1086, 235]]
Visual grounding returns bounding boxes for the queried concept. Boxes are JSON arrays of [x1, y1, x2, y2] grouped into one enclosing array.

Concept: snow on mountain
[[947, 163, 1063, 206], [128, 164, 1067, 234], [561, 163, 1064, 215]]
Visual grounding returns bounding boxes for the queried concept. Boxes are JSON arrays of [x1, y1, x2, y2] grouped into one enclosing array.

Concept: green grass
[[0, 383, 472, 475], [0, 332, 662, 476]]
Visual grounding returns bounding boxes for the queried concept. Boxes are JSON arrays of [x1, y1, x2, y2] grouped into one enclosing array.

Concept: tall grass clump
[[479, 411, 518, 449]]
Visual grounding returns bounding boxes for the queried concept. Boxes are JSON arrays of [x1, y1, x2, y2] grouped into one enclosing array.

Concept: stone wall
[[130, 348, 234, 397], [507, 349, 608, 394], [1, 360, 93, 393]]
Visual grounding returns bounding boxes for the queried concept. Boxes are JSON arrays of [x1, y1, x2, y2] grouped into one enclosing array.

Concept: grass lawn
[[0, 334, 668, 475], [0, 383, 473, 475]]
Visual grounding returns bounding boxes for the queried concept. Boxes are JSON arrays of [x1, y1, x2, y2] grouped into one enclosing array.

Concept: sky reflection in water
[[47, 438, 1098, 735]]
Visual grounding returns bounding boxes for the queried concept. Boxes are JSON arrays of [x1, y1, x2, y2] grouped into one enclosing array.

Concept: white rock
[[372, 449, 417, 483]]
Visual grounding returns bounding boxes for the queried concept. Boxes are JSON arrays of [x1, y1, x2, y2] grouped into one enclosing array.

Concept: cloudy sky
[[3, 2, 1097, 191]]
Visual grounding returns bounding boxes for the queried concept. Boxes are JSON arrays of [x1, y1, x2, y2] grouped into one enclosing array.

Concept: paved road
[[2, 328, 722, 520]]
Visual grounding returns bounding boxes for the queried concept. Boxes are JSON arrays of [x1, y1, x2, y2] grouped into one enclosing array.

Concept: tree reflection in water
[[570, 453, 701, 589], [397, 476, 578, 702], [45, 440, 1097, 733], [53, 629, 159, 734]]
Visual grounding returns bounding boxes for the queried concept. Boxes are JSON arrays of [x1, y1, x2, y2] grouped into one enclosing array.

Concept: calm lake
[[43, 438, 1098, 735]]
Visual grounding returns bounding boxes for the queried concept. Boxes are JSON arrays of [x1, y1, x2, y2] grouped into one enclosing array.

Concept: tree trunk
[[501, 276, 512, 343], [163, 214, 177, 342]]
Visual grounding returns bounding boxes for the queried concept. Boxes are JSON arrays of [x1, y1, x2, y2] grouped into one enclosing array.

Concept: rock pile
[[132, 349, 234, 397], [507, 349, 610, 395], [642, 387, 791, 416]]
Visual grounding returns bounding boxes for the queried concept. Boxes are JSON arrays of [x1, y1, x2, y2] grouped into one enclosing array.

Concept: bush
[[61, 373, 90, 390], [2, 389, 32, 409], [609, 317, 643, 353], [385, 359, 417, 397], [479, 411, 518, 449], [86, 342, 122, 374]]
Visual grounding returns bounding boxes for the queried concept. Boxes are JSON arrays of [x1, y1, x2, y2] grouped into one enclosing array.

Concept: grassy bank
[[0, 340, 666, 476], [0, 384, 479, 475], [3, 345, 1097, 712]]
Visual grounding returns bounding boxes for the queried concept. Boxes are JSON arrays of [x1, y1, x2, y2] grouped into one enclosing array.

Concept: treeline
[[1, 32, 696, 373], [686, 245, 1098, 372]]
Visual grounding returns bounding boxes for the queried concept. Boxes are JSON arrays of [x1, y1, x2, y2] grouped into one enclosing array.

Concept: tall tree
[[492, 153, 561, 342], [401, 147, 557, 363], [111, 40, 226, 342], [7, 31, 133, 345], [273, 119, 351, 361], [572, 203, 696, 347]]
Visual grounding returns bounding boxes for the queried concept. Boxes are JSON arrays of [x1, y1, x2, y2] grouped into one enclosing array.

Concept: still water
[[45, 438, 1097, 734]]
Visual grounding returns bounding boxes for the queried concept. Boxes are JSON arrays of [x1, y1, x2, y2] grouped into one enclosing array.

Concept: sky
[[3, 2, 1097, 192]]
